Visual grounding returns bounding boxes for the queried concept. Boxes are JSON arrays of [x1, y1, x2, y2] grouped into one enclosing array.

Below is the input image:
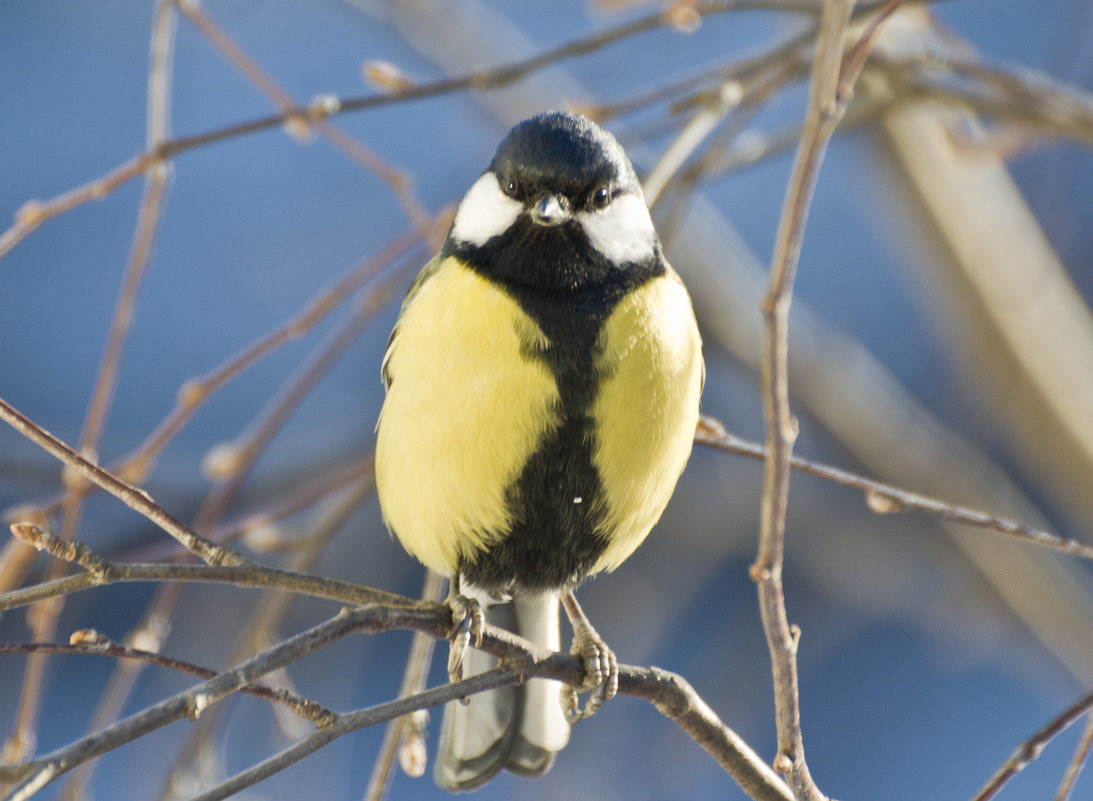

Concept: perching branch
[[0, 527, 792, 801]]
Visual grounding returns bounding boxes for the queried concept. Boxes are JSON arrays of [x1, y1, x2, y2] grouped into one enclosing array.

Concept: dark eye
[[501, 173, 519, 198], [590, 185, 611, 210]]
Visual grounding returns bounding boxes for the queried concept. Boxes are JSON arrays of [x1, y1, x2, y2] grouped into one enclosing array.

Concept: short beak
[[530, 193, 569, 227]]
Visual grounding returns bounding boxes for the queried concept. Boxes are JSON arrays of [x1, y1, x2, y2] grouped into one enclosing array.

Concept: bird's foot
[[446, 591, 484, 685], [560, 591, 618, 723]]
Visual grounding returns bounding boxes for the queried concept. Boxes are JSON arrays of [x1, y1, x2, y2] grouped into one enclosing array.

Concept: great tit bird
[[375, 110, 703, 791]]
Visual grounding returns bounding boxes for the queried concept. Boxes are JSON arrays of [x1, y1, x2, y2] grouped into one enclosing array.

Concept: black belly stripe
[[448, 222, 664, 592]]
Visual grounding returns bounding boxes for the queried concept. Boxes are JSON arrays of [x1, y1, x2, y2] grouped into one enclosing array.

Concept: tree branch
[[0, 527, 791, 801], [0, 640, 334, 728], [0, 0, 926, 265], [972, 688, 1093, 801], [0, 608, 385, 800], [696, 420, 1093, 560], [2, 525, 408, 614], [0, 398, 242, 567], [753, 0, 879, 798]]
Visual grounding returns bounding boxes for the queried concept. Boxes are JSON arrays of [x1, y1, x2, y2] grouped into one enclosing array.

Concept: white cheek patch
[[450, 172, 523, 246], [577, 192, 656, 264]]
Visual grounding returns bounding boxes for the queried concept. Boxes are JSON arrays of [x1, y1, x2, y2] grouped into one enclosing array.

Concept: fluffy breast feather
[[590, 269, 703, 573], [375, 257, 560, 577]]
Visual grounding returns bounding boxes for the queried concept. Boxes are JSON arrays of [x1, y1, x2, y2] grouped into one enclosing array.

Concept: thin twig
[[185, 666, 524, 801], [192, 265, 406, 532], [1056, 713, 1093, 801], [753, 1, 857, 798], [121, 457, 373, 563], [124, 231, 421, 488], [362, 569, 444, 800], [0, 546, 408, 616], [158, 473, 374, 798], [3, 230, 421, 526], [972, 689, 1093, 801], [0, 641, 334, 727], [695, 422, 1093, 560], [0, 396, 243, 568], [0, 566, 792, 801], [0, 156, 151, 262], [175, 0, 435, 243]]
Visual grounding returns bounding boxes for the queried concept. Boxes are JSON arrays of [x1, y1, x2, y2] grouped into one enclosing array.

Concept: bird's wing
[[380, 252, 445, 391]]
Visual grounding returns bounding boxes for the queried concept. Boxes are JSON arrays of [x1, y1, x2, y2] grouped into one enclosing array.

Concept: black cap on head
[[489, 111, 639, 202]]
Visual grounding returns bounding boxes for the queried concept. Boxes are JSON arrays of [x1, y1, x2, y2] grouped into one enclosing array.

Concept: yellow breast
[[375, 257, 560, 576], [590, 272, 704, 573]]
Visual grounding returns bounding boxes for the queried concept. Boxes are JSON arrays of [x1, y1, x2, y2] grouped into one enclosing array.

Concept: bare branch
[[0, 156, 151, 262], [175, 0, 435, 243], [0, 551, 409, 615], [183, 665, 525, 801], [753, 0, 862, 798], [0, 530, 790, 800], [972, 690, 1093, 801], [1, 229, 421, 530], [0, 640, 334, 728], [695, 420, 1093, 560], [1056, 713, 1093, 801], [192, 268, 406, 532], [362, 570, 444, 799], [0, 395, 243, 567], [0, 608, 385, 800], [0, 573, 791, 801]]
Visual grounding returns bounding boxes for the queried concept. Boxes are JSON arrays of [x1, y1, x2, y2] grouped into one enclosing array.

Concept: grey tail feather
[[434, 591, 568, 791]]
